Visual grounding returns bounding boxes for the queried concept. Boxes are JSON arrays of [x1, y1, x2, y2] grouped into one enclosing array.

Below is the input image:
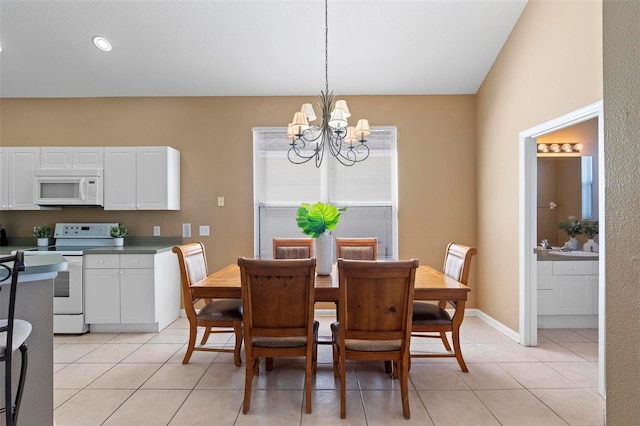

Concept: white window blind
[[253, 127, 398, 259]]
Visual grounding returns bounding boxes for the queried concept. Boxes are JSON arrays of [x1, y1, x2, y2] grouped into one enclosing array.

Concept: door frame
[[518, 100, 605, 396]]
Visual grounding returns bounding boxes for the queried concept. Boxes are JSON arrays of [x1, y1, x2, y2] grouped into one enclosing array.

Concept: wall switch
[[217, 196, 225, 207], [182, 223, 191, 238], [153, 226, 161, 236], [199, 225, 210, 236]]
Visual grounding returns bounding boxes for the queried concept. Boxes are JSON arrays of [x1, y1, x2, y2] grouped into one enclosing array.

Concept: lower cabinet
[[537, 259, 599, 328], [84, 251, 179, 332]]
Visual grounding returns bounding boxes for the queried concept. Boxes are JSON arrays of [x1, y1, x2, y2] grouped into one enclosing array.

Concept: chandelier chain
[[325, 0, 329, 95]]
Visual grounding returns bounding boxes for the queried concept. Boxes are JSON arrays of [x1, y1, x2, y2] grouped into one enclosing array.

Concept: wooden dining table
[[190, 263, 471, 331]]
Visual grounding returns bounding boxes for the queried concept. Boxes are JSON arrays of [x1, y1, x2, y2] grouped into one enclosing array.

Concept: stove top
[[24, 246, 99, 255], [24, 222, 121, 256]]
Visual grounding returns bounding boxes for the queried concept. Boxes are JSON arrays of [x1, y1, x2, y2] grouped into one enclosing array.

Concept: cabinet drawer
[[85, 254, 120, 269], [120, 254, 154, 269], [552, 261, 594, 275], [537, 261, 553, 276]]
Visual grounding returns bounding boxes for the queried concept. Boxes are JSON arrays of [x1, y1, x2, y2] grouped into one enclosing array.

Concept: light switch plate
[[153, 226, 161, 236], [182, 223, 191, 238], [217, 196, 225, 207], [199, 225, 210, 236]]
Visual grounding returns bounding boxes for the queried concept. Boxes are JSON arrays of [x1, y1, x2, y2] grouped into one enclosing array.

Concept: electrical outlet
[[153, 226, 161, 236], [182, 223, 191, 238], [199, 225, 210, 236], [217, 196, 225, 207]]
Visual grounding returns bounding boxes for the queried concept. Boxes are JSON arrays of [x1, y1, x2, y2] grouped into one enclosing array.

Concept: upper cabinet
[[1, 147, 41, 210], [104, 146, 180, 210], [40, 147, 104, 169]]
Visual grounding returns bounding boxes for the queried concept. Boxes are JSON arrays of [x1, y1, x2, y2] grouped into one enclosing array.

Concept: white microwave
[[34, 169, 103, 206]]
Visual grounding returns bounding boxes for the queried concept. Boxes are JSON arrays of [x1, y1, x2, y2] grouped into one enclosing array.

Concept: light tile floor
[[53, 316, 604, 425]]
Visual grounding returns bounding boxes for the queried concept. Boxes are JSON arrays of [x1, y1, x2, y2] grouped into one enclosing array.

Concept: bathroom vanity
[[537, 251, 599, 328]]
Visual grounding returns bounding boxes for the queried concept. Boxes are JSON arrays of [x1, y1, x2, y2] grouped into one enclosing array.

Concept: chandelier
[[286, 0, 371, 167]]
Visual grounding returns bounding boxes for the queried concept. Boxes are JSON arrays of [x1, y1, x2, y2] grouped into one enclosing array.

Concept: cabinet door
[[8, 147, 40, 210], [136, 146, 180, 210], [73, 147, 104, 169], [40, 147, 73, 169], [120, 268, 155, 323], [554, 275, 595, 315], [85, 269, 120, 323], [104, 147, 137, 210], [0, 148, 7, 210]]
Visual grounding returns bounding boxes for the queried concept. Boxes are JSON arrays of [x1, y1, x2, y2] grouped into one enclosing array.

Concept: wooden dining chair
[[332, 258, 418, 419], [238, 257, 318, 414], [172, 242, 243, 366], [273, 238, 314, 259], [335, 237, 378, 260], [411, 242, 476, 372]]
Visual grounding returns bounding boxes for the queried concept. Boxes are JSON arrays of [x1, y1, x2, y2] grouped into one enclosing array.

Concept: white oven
[[34, 169, 103, 207], [23, 222, 119, 334]]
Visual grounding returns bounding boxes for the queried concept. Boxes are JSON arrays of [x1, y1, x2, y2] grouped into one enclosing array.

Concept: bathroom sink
[[549, 250, 598, 257]]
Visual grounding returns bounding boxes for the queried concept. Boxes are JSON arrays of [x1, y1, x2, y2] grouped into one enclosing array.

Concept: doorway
[[518, 101, 605, 397]]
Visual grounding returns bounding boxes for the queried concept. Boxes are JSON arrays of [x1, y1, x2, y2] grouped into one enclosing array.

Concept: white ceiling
[[0, 0, 528, 98]]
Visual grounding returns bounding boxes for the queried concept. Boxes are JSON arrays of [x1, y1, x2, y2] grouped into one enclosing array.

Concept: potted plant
[[296, 202, 345, 275], [110, 224, 128, 247], [558, 216, 582, 250], [582, 221, 599, 252], [34, 226, 53, 247]]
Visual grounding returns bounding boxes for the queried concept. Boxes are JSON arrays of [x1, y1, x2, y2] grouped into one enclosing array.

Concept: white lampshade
[[334, 100, 351, 118], [291, 111, 310, 135], [286, 123, 295, 141], [345, 126, 358, 146], [354, 119, 371, 140], [301, 103, 317, 122], [329, 109, 348, 129]]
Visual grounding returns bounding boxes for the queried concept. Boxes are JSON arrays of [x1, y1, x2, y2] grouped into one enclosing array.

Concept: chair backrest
[[0, 251, 26, 357], [442, 242, 477, 285], [238, 257, 316, 341], [273, 238, 314, 259], [172, 242, 209, 317], [335, 237, 378, 260], [337, 258, 418, 344]]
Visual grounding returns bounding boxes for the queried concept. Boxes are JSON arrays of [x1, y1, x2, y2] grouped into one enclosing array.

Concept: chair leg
[[200, 326, 212, 345], [13, 344, 28, 425], [339, 354, 347, 419], [243, 357, 256, 414], [439, 331, 452, 351], [399, 359, 410, 419], [265, 357, 274, 371], [384, 360, 393, 374], [182, 322, 197, 364], [233, 321, 243, 367], [331, 340, 339, 378], [451, 327, 468, 372], [305, 351, 313, 414], [5, 351, 12, 426]]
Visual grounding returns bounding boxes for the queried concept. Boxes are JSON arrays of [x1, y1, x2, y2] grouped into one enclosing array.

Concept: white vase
[[583, 238, 599, 253], [569, 237, 580, 251], [37, 237, 49, 247], [113, 237, 124, 247], [314, 233, 333, 275]]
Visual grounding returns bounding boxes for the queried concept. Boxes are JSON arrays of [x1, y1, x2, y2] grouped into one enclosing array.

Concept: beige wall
[[603, 0, 640, 422], [476, 0, 602, 330], [0, 95, 479, 305]]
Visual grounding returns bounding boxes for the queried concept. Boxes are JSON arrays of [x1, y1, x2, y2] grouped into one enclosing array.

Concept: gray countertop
[[83, 245, 175, 254], [0, 253, 68, 282]]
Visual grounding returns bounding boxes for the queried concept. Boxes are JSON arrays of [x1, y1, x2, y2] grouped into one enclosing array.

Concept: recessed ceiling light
[[92, 36, 112, 52]]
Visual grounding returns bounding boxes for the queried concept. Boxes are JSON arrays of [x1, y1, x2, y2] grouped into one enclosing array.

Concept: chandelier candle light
[[286, 0, 371, 167]]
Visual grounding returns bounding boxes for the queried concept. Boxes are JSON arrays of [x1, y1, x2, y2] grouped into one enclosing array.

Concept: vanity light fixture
[[92, 36, 112, 52], [537, 142, 583, 154]]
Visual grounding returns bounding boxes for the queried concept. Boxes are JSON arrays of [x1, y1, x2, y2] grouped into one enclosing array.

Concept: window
[[253, 127, 398, 259]]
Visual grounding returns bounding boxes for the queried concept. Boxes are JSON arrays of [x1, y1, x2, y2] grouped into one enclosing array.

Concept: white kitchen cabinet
[[104, 146, 180, 210], [84, 251, 179, 332], [537, 259, 599, 328], [2, 147, 41, 210], [0, 148, 7, 210], [40, 147, 104, 169]]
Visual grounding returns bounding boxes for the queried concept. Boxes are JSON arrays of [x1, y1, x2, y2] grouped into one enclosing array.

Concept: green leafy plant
[[582, 221, 599, 238], [558, 216, 583, 237], [296, 202, 345, 238], [110, 224, 128, 238], [33, 226, 53, 238]]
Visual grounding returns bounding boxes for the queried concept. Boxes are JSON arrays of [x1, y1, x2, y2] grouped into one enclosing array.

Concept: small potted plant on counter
[[582, 221, 599, 252], [34, 226, 53, 247], [110, 224, 128, 246]]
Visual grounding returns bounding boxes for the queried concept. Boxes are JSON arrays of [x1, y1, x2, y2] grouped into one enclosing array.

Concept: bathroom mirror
[[537, 156, 596, 246]]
